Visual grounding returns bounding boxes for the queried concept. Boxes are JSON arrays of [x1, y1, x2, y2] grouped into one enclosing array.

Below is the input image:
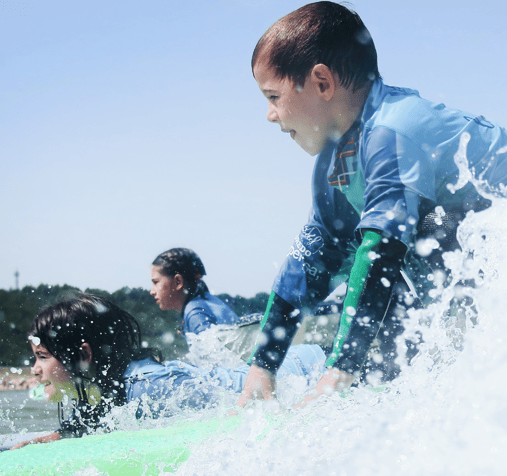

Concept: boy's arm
[[235, 291, 299, 406], [247, 291, 300, 371], [234, 288, 300, 408], [235, 214, 354, 407], [296, 229, 407, 407], [248, 216, 354, 369]]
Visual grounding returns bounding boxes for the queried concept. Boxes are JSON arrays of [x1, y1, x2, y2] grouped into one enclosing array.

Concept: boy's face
[[254, 59, 335, 156]]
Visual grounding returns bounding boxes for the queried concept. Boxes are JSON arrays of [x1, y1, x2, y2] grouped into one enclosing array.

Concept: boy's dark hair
[[152, 247, 209, 301], [252, 1, 380, 91]]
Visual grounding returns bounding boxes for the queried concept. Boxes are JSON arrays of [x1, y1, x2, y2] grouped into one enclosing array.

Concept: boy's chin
[[302, 146, 322, 157], [299, 139, 324, 156]]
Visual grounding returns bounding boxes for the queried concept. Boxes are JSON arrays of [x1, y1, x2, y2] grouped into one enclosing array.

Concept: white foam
[[176, 168, 507, 474]]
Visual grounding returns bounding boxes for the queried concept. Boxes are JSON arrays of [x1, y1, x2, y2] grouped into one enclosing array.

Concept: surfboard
[[0, 414, 243, 475]]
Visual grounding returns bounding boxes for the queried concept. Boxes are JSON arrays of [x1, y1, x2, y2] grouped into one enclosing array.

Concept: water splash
[[3, 135, 507, 472], [176, 139, 507, 475]]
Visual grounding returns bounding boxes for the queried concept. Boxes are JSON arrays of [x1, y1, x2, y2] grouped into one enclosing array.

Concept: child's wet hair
[[152, 248, 209, 300], [29, 294, 161, 436], [252, 1, 380, 91], [29, 294, 148, 402]]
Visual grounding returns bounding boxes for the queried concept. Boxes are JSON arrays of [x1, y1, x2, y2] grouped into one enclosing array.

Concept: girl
[[13, 294, 325, 449], [150, 248, 242, 339]]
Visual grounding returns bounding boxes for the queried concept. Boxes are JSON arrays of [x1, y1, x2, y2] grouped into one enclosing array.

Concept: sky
[[1, 0, 506, 298]]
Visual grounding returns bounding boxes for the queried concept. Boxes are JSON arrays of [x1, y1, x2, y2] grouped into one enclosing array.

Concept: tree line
[[0, 284, 269, 367]]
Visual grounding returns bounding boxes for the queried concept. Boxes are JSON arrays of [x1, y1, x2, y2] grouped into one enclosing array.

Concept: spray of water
[[3, 134, 507, 473], [176, 134, 507, 475]]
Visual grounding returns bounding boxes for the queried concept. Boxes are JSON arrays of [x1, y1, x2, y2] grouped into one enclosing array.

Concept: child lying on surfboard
[[11, 293, 326, 449]]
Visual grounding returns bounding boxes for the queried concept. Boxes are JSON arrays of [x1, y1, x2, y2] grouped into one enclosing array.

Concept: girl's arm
[[10, 431, 61, 450]]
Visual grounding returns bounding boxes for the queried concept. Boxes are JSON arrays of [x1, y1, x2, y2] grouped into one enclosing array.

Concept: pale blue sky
[[1, 0, 506, 298]]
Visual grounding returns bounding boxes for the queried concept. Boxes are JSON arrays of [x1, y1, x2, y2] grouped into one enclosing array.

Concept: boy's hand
[[235, 364, 276, 408], [293, 367, 354, 410], [10, 431, 61, 450]]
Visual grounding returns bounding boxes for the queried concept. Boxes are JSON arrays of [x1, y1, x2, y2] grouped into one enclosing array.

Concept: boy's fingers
[[235, 364, 276, 407], [293, 368, 355, 410]]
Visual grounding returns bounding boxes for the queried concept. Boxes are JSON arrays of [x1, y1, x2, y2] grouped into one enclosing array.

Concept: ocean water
[[3, 141, 507, 474], [174, 144, 507, 475], [0, 389, 59, 449]]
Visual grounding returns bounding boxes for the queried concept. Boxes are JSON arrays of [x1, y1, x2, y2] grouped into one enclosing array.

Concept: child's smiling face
[[253, 59, 335, 156], [30, 340, 76, 403]]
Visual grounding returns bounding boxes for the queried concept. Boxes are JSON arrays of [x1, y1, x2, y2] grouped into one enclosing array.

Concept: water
[[0, 389, 59, 448], [164, 196, 507, 475], [3, 151, 507, 473], [173, 149, 507, 474]]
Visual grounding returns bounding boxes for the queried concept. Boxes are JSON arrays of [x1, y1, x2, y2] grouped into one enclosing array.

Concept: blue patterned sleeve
[[358, 126, 435, 243], [272, 218, 355, 310]]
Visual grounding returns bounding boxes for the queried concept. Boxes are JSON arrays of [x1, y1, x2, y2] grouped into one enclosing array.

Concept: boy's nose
[[267, 104, 278, 123]]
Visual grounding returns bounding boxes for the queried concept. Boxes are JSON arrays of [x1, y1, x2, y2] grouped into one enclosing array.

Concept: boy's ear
[[310, 64, 336, 100], [79, 343, 93, 364]]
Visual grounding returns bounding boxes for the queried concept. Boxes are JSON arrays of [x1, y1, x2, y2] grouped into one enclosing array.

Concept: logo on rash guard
[[288, 226, 324, 262]]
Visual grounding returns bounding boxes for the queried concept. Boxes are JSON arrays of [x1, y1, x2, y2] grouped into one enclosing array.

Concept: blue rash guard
[[182, 292, 240, 339], [251, 78, 507, 377], [56, 345, 325, 436], [123, 344, 325, 417]]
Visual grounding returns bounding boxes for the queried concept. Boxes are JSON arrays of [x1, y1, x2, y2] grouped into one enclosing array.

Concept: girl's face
[[150, 265, 186, 312], [30, 341, 77, 403]]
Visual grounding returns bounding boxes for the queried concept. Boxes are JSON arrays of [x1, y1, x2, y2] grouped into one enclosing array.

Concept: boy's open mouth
[[282, 129, 296, 139]]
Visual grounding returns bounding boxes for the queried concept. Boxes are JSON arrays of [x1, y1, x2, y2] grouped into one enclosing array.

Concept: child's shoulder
[[184, 292, 213, 313], [362, 80, 467, 142]]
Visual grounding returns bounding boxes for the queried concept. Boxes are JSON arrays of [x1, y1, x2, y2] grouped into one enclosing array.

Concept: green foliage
[[0, 284, 82, 366], [217, 292, 269, 317], [0, 284, 186, 366], [0, 285, 270, 367]]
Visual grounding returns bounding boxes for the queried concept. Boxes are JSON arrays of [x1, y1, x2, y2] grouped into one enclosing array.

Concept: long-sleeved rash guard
[[250, 79, 507, 376], [57, 344, 326, 436], [183, 292, 240, 339]]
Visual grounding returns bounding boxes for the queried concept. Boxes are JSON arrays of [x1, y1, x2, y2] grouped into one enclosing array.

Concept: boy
[[237, 1, 507, 408]]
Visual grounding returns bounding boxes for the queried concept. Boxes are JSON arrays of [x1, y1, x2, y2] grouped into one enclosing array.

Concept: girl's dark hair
[[152, 248, 209, 302], [252, 1, 380, 92], [29, 293, 158, 434]]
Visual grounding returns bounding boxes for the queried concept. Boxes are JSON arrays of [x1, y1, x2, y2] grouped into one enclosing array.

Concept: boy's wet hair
[[252, 1, 380, 91], [152, 247, 209, 301]]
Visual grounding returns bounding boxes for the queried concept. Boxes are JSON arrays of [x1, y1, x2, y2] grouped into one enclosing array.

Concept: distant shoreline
[[0, 367, 38, 391]]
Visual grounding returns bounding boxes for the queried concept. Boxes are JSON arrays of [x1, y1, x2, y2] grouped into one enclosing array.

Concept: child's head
[[29, 294, 142, 403], [252, 2, 379, 156], [252, 1, 379, 92], [150, 248, 209, 312]]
